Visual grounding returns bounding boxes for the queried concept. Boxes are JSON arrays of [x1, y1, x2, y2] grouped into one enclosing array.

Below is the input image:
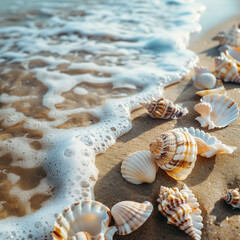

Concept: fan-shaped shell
[[196, 80, 226, 97], [149, 129, 198, 180], [157, 184, 203, 240], [71, 232, 92, 240], [223, 188, 240, 208], [140, 97, 188, 119], [217, 24, 240, 47], [111, 201, 153, 235], [194, 93, 239, 130], [121, 150, 158, 184], [180, 127, 236, 158], [53, 200, 116, 240]]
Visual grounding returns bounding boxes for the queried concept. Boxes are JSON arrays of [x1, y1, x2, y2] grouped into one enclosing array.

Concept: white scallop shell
[[194, 93, 239, 130], [217, 24, 240, 47], [196, 80, 226, 97], [111, 201, 153, 235], [121, 150, 158, 185], [180, 127, 236, 158], [223, 188, 240, 208]]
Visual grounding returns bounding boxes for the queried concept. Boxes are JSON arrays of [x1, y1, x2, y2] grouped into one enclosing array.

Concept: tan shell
[[111, 201, 153, 235], [157, 184, 203, 240], [149, 129, 198, 180], [71, 232, 92, 240], [140, 97, 188, 119], [217, 24, 240, 47], [223, 188, 240, 208], [196, 80, 226, 97]]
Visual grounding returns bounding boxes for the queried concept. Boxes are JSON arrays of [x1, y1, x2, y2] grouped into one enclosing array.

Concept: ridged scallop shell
[[71, 232, 92, 240], [140, 97, 188, 119], [53, 200, 116, 240], [194, 93, 239, 130], [121, 150, 158, 184], [149, 129, 198, 180], [111, 201, 153, 235], [223, 188, 240, 208], [180, 127, 236, 158], [196, 80, 226, 97], [217, 24, 240, 47], [157, 184, 203, 240]]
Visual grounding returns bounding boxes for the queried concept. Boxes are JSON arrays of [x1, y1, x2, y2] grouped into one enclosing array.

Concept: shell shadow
[[200, 45, 219, 58]]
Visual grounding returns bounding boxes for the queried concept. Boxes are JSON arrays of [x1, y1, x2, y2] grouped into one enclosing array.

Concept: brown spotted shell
[[223, 188, 240, 208]]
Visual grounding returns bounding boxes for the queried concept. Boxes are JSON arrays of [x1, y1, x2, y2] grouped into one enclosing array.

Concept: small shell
[[217, 24, 240, 47], [223, 188, 240, 208], [194, 73, 216, 89], [111, 201, 153, 235], [194, 93, 239, 130], [196, 80, 226, 97], [121, 150, 158, 184], [71, 232, 92, 240], [180, 127, 236, 158], [157, 184, 203, 240], [222, 45, 240, 67], [192, 66, 212, 89], [140, 97, 188, 119], [149, 129, 198, 180]]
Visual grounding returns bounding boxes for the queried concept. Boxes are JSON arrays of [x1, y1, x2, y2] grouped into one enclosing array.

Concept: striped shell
[[217, 24, 240, 47], [71, 232, 92, 240], [149, 129, 198, 180], [180, 127, 236, 158], [194, 93, 239, 130], [111, 201, 153, 235], [140, 97, 188, 119], [157, 184, 203, 240], [121, 150, 158, 184], [223, 188, 240, 208], [52, 200, 116, 240], [196, 80, 226, 97], [222, 45, 240, 67]]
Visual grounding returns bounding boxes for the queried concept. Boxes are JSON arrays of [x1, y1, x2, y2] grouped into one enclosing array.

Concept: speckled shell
[[223, 188, 240, 208], [140, 97, 188, 119], [71, 232, 92, 240], [53, 200, 116, 240], [121, 150, 158, 184], [157, 184, 203, 240], [194, 93, 239, 130], [217, 24, 240, 47], [149, 129, 198, 180], [180, 127, 236, 158], [196, 80, 226, 97], [111, 201, 153, 235]]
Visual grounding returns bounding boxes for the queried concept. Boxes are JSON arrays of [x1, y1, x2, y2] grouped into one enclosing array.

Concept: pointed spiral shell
[[217, 24, 240, 47], [223, 188, 240, 208]]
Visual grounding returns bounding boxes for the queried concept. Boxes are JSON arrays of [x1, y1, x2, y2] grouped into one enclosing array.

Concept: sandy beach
[[95, 16, 240, 240]]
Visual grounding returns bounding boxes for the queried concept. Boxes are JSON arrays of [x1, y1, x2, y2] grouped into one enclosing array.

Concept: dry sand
[[95, 16, 240, 240]]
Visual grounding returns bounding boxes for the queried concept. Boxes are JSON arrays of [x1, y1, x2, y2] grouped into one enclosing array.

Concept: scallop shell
[[194, 93, 239, 130], [223, 188, 240, 208], [53, 200, 116, 240], [149, 129, 198, 180], [180, 127, 236, 158], [157, 184, 203, 240], [196, 80, 226, 97], [140, 97, 188, 119], [121, 150, 158, 185], [111, 201, 153, 235], [71, 232, 92, 240]]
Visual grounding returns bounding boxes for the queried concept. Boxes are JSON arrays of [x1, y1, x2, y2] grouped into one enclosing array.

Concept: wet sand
[[95, 16, 240, 240]]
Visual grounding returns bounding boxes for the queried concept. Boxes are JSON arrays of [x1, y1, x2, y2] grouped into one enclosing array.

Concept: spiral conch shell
[[111, 201, 153, 235], [217, 24, 240, 47], [223, 188, 240, 208], [140, 97, 188, 119], [149, 129, 198, 180], [157, 184, 203, 240]]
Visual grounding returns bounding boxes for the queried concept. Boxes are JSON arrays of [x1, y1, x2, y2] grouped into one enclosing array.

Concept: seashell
[[140, 97, 188, 119], [149, 129, 198, 180], [111, 201, 153, 235], [194, 93, 239, 130], [180, 127, 236, 158], [52, 200, 116, 240], [223, 188, 240, 208], [215, 53, 240, 83], [157, 184, 203, 240], [71, 232, 92, 240], [221, 45, 240, 67], [196, 80, 226, 97], [216, 24, 240, 47], [121, 150, 158, 184], [192, 66, 213, 89]]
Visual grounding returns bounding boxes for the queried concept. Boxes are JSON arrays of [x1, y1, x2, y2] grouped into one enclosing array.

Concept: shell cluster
[[223, 188, 240, 208], [217, 24, 240, 47]]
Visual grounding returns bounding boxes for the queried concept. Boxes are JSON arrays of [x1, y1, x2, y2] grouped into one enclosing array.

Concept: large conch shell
[[223, 188, 240, 208], [111, 201, 153, 235], [52, 200, 117, 240], [180, 127, 236, 158], [149, 129, 198, 180], [157, 184, 203, 240], [140, 97, 188, 119], [196, 80, 226, 97], [194, 93, 239, 130], [121, 150, 158, 184], [217, 24, 240, 47]]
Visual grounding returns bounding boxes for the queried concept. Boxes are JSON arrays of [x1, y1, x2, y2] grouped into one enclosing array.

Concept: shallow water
[[0, 0, 204, 239]]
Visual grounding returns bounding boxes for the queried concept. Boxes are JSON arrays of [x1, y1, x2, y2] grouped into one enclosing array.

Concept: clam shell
[[194, 93, 239, 130], [71, 232, 92, 240], [180, 127, 236, 158], [217, 24, 240, 47], [121, 150, 158, 184], [194, 73, 216, 90], [192, 66, 212, 89], [157, 184, 203, 240], [111, 201, 153, 235], [196, 80, 226, 97], [149, 129, 198, 180], [140, 97, 188, 119], [223, 188, 240, 208]]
